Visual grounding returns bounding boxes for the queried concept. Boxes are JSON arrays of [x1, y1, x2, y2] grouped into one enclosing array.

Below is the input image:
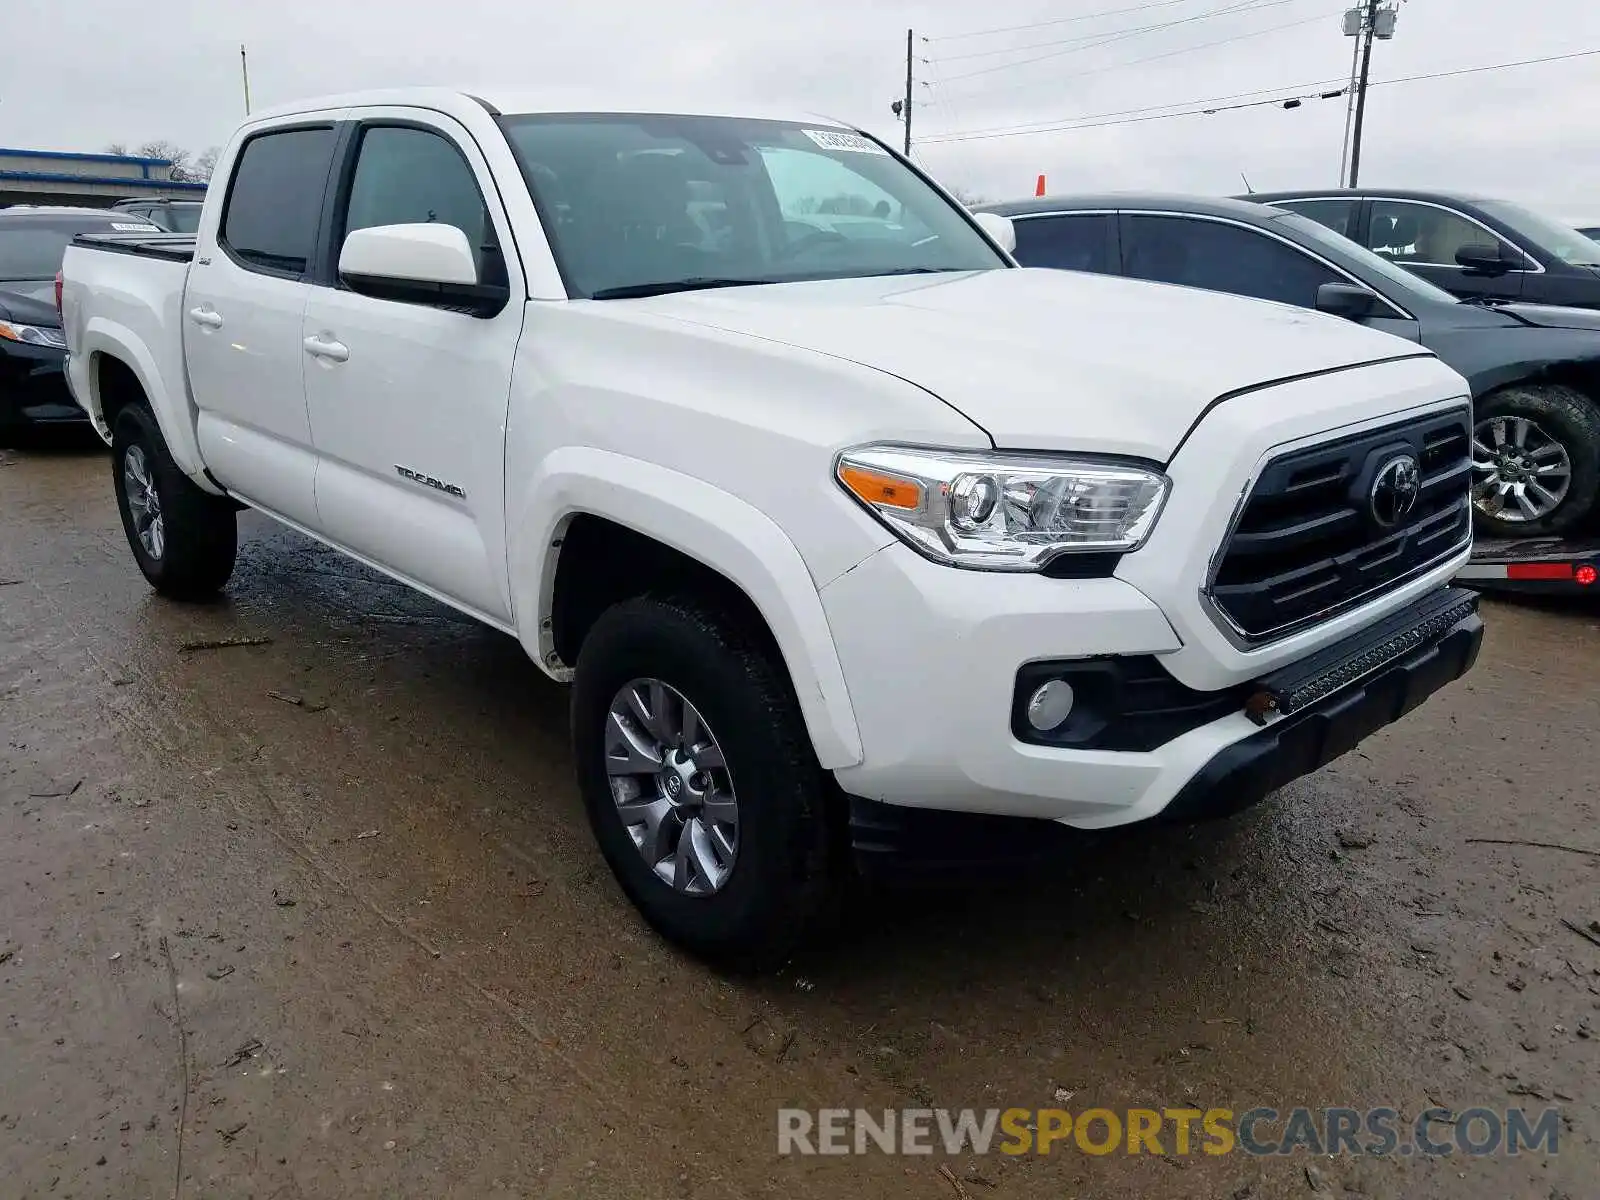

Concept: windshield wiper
[[589, 277, 774, 300]]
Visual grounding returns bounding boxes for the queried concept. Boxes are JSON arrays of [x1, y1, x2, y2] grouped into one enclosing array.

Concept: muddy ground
[[1, 442, 1595, 1200]]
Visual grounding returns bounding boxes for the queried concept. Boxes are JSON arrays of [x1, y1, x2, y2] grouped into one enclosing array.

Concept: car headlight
[[836, 445, 1169, 571], [0, 321, 66, 349]]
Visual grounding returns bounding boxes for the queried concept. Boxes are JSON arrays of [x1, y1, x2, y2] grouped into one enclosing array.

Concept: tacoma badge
[[395, 465, 466, 499]]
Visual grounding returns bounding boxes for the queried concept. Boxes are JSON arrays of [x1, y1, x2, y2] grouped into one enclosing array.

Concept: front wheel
[[112, 405, 237, 600], [570, 596, 840, 968], [1471, 384, 1600, 538]]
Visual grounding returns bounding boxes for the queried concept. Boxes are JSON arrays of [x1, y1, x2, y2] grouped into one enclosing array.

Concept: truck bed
[[71, 231, 196, 263]]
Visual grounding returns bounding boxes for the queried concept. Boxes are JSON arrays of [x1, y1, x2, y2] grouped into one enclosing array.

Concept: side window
[[1366, 200, 1514, 268], [1276, 198, 1358, 239], [1121, 215, 1341, 309], [341, 125, 499, 281], [1011, 214, 1113, 275], [221, 127, 337, 275]]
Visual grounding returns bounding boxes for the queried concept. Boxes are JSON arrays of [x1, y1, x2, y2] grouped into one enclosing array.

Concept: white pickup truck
[[61, 88, 1482, 964]]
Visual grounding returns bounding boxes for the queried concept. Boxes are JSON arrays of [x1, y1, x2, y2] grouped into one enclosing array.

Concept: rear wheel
[[111, 405, 237, 599], [1471, 384, 1600, 538], [570, 596, 840, 968]]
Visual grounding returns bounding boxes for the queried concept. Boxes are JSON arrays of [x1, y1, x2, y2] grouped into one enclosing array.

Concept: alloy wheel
[[603, 678, 739, 895]]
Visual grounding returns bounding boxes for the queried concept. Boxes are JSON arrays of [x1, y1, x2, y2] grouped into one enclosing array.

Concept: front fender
[[509, 447, 865, 770], [80, 317, 218, 493]]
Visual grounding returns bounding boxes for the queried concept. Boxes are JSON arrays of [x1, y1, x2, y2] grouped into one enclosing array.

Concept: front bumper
[[821, 540, 1479, 829], [1160, 592, 1481, 821], [0, 341, 83, 426]]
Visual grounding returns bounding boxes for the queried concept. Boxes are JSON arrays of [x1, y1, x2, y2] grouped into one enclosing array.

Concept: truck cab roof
[[241, 86, 858, 131]]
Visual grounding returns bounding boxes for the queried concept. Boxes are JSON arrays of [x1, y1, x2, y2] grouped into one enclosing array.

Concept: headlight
[[836, 445, 1169, 571], [0, 321, 66, 349]]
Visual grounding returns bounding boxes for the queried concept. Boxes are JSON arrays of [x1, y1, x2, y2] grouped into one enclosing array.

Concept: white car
[[60, 88, 1482, 964]]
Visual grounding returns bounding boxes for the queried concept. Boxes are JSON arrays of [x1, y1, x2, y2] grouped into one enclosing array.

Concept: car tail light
[[54, 270, 63, 319]]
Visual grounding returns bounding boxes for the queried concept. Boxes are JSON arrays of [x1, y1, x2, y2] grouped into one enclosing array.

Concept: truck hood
[[630, 267, 1429, 459]]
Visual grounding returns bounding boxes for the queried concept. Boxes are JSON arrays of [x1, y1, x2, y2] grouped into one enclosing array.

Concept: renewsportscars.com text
[[777, 1106, 1561, 1158]]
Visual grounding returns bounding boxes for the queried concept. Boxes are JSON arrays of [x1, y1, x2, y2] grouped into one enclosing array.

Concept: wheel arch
[[79, 320, 219, 494], [508, 448, 864, 770]]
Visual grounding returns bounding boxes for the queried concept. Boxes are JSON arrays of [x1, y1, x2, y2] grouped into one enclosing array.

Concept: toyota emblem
[[1369, 454, 1422, 528]]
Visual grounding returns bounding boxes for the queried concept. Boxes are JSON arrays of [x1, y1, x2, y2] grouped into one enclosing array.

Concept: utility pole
[[241, 44, 252, 116], [902, 28, 914, 154], [1342, 1, 1398, 187], [1337, 17, 1363, 184]]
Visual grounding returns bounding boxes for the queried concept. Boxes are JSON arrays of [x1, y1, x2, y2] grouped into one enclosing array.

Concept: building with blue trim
[[0, 147, 207, 208]]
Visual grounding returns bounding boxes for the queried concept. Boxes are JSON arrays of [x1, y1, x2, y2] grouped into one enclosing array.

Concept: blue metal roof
[[0, 169, 207, 192], [0, 146, 173, 167]]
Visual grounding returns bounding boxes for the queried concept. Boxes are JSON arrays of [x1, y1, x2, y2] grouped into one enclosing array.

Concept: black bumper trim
[[1162, 601, 1483, 822]]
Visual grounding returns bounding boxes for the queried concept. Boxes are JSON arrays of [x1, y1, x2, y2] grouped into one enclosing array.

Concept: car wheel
[[111, 405, 237, 599], [571, 595, 841, 968], [1471, 384, 1600, 538]]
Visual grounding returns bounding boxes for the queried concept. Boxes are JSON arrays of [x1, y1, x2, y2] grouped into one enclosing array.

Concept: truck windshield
[[497, 113, 1006, 298]]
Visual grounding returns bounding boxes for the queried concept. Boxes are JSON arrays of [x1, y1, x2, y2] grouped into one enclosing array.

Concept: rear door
[[184, 120, 342, 527], [300, 111, 525, 625]]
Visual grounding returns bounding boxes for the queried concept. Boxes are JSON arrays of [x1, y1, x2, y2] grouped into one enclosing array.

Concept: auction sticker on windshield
[[802, 129, 889, 155]]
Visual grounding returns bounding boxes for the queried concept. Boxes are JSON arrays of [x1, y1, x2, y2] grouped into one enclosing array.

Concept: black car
[[0, 206, 159, 442], [1239, 189, 1600, 311], [979, 192, 1600, 538], [112, 197, 205, 234]]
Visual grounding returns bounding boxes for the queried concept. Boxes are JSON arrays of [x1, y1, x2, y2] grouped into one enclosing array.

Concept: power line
[[934, 0, 1306, 65], [930, 0, 1198, 43], [922, 83, 1349, 143], [939, 9, 1338, 92], [921, 77, 1347, 141], [920, 45, 1600, 145]]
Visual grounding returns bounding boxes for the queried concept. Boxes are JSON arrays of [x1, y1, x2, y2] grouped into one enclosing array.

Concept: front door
[[1363, 199, 1528, 305], [301, 113, 525, 626], [184, 123, 341, 528]]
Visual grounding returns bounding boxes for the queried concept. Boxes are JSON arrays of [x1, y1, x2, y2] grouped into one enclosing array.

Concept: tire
[[1472, 384, 1600, 538], [111, 405, 237, 600], [571, 595, 840, 969]]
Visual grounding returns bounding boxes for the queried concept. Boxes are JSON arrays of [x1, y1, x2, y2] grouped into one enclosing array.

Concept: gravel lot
[[2, 442, 1596, 1199]]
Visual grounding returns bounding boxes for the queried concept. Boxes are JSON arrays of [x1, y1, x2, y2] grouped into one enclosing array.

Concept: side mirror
[[1455, 242, 1514, 276], [972, 211, 1017, 255], [1315, 282, 1380, 320], [339, 223, 508, 315]]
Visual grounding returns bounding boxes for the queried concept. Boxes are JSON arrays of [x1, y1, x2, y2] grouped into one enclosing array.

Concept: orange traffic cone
[[1035, 174, 1047, 197]]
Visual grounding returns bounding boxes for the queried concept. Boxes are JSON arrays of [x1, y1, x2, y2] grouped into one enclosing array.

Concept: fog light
[[1026, 679, 1075, 731]]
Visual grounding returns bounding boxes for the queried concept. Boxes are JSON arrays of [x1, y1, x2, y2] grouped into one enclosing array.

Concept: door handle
[[303, 335, 350, 363], [188, 307, 223, 329]]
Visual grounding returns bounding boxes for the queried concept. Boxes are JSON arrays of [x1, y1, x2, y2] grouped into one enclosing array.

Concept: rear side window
[[1011, 214, 1113, 274], [1276, 198, 1359, 240], [221, 127, 337, 275]]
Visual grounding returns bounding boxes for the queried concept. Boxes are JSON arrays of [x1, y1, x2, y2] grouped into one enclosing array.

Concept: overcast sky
[[7, 0, 1600, 221]]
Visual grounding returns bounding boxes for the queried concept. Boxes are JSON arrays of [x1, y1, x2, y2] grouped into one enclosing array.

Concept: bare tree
[[104, 142, 129, 157], [135, 140, 194, 181], [191, 146, 220, 182]]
